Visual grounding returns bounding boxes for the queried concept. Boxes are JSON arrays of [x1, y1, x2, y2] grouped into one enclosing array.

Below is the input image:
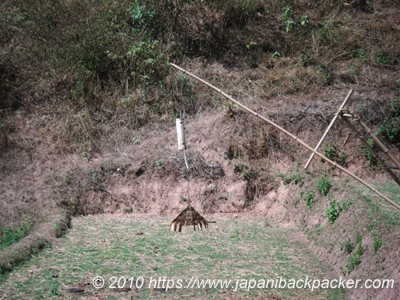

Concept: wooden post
[[304, 89, 353, 170], [348, 109, 400, 172], [169, 62, 400, 212], [341, 112, 400, 186]]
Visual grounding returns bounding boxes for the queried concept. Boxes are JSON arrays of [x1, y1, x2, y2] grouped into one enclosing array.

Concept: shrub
[[325, 200, 342, 224], [317, 175, 332, 196], [301, 191, 315, 209]]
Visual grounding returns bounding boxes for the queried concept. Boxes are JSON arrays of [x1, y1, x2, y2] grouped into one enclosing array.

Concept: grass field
[[0, 215, 345, 299]]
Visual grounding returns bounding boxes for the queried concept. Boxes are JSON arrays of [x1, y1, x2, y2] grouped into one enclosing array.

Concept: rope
[[180, 72, 192, 205]]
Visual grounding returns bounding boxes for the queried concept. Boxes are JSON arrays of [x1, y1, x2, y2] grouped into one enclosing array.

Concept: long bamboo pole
[[169, 62, 400, 212], [304, 89, 353, 170]]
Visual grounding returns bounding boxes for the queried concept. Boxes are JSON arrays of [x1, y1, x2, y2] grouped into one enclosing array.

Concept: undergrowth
[[0, 216, 33, 251]]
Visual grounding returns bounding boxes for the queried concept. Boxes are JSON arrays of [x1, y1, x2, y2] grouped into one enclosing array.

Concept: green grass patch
[[0, 215, 345, 299], [352, 181, 400, 226], [0, 216, 33, 251]]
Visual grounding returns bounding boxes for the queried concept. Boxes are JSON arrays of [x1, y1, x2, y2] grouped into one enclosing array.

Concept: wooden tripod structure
[[169, 62, 400, 212], [170, 205, 216, 232]]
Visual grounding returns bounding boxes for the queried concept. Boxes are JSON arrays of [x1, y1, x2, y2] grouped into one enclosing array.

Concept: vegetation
[[325, 200, 342, 224], [0, 215, 345, 299], [0, 216, 33, 251], [301, 191, 315, 209], [317, 175, 332, 196]]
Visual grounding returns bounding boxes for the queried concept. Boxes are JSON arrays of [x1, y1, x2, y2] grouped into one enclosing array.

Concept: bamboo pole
[[169, 62, 400, 212], [348, 109, 400, 172], [341, 112, 400, 186], [304, 89, 353, 170]]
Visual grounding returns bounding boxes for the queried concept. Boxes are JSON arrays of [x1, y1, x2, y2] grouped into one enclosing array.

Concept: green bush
[[301, 191, 315, 209], [317, 175, 332, 196], [325, 200, 342, 224]]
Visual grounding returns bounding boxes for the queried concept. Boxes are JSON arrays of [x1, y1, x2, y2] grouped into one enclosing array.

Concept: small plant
[[245, 41, 256, 50], [219, 195, 228, 200], [358, 49, 369, 64], [282, 6, 295, 32], [300, 15, 309, 27], [346, 244, 364, 273], [376, 51, 393, 66], [324, 140, 336, 159], [317, 175, 332, 196], [234, 163, 247, 173], [283, 6, 294, 21], [373, 236, 383, 253], [301, 191, 315, 209], [378, 117, 399, 144], [360, 139, 377, 166], [325, 200, 342, 224], [272, 51, 281, 58], [340, 238, 355, 254], [285, 19, 296, 32], [279, 173, 302, 185]]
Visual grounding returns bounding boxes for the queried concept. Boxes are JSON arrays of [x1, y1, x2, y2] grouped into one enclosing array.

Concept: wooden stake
[[341, 112, 400, 186], [348, 109, 400, 172], [169, 63, 400, 212], [304, 89, 353, 170]]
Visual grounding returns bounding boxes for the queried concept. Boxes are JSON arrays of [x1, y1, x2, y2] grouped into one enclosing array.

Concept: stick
[[304, 89, 353, 170], [169, 63, 400, 212]]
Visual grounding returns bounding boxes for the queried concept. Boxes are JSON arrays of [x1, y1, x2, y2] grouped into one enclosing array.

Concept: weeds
[[325, 200, 342, 224], [301, 191, 315, 209], [346, 244, 364, 273], [0, 216, 33, 251], [373, 236, 383, 253], [376, 51, 393, 66], [360, 139, 377, 167], [340, 239, 355, 254], [317, 175, 332, 196]]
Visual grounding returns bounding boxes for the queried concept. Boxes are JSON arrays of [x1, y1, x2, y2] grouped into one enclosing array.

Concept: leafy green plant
[[378, 117, 399, 143], [282, 6, 293, 21], [358, 49, 369, 64], [300, 15, 309, 27], [285, 19, 296, 32], [325, 200, 342, 224], [272, 51, 281, 58], [283, 6, 295, 32], [324, 140, 336, 159], [376, 51, 393, 66], [346, 244, 364, 273], [301, 191, 315, 209], [317, 175, 332, 196]]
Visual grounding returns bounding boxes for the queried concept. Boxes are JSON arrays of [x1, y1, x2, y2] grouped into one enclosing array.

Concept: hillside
[[1, 0, 400, 299]]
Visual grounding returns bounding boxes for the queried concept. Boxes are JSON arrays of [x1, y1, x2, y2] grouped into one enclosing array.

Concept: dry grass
[[0, 215, 345, 299]]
